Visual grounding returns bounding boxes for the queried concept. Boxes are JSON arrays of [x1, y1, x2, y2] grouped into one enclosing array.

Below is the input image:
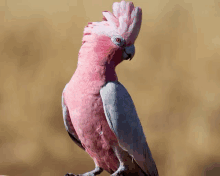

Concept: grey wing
[[62, 84, 85, 150], [100, 81, 158, 176]]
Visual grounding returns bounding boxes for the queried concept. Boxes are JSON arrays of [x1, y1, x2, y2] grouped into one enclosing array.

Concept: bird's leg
[[111, 145, 132, 176], [78, 166, 103, 176], [65, 161, 103, 176], [65, 167, 103, 176]]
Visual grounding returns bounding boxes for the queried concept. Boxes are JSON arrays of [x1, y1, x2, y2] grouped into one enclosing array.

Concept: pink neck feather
[[75, 35, 120, 83]]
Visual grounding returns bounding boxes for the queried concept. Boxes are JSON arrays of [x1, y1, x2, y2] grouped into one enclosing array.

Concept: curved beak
[[123, 45, 135, 61]]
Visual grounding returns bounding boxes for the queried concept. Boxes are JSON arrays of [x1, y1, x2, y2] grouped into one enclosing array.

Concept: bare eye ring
[[111, 35, 125, 47]]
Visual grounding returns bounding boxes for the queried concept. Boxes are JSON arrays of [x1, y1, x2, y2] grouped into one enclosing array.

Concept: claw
[[111, 165, 128, 176], [65, 173, 76, 176], [65, 167, 103, 176]]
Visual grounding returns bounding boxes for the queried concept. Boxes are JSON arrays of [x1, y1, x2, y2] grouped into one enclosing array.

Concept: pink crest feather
[[83, 0, 142, 45], [111, 0, 142, 45]]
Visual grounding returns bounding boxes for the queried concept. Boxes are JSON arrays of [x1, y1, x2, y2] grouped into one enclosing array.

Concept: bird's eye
[[116, 38, 121, 43], [111, 35, 125, 47]]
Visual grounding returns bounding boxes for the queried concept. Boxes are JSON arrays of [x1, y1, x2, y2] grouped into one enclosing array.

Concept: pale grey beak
[[123, 45, 135, 60]]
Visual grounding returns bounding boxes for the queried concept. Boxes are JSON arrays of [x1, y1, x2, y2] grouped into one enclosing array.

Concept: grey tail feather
[[139, 169, 148, 176]]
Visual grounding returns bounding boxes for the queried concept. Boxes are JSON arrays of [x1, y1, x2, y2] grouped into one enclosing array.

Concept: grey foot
[[65, 174, 75, 176], [65, 167, 103, 176], [111, 165, 128, 176]]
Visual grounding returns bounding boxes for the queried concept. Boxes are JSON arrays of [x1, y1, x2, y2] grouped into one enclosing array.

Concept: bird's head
[[79, 0, 142, 67]]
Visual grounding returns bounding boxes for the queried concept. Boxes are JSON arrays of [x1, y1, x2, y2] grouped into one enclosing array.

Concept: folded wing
[[100, 81, 158, 176]]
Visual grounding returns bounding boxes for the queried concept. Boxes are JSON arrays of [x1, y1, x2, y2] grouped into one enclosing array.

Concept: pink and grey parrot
[[62, 0, 159, 175]]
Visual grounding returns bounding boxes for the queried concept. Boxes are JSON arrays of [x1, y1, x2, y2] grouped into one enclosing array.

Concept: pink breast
[[65, 87, 119, 172]]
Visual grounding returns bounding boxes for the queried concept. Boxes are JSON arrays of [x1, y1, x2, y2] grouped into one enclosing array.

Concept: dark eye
[[116, 38, 121, 43], [111, 35, 125, 47]]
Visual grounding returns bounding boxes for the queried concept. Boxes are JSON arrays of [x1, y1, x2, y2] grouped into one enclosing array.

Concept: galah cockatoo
[[62, 0, 159, 175]]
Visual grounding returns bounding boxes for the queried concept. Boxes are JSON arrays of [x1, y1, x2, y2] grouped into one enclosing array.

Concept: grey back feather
[[100, 81, 158, 176]]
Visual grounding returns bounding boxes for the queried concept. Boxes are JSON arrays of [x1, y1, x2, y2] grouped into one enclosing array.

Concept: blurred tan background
[[0, 0, 220, 175]]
